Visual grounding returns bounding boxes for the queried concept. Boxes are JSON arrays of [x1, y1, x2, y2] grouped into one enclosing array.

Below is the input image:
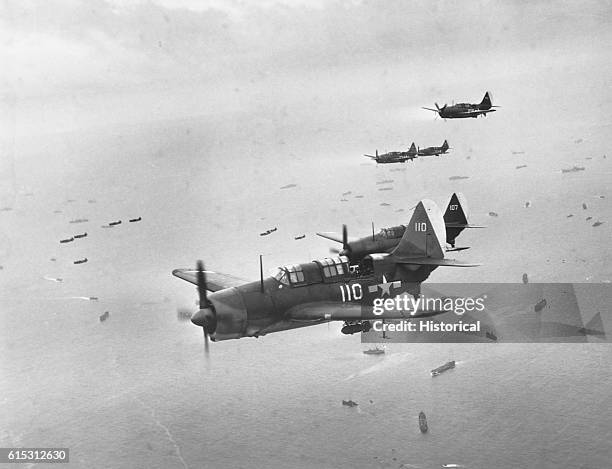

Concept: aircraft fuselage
[[206, 258, 437, 341]]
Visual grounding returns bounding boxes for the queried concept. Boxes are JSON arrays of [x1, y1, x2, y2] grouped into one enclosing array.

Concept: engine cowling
[[208, 288, 248, 341]]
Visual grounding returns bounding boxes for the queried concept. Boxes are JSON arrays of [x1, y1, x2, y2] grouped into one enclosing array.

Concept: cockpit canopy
[[314, 256, 349, 279], [285, 264, 305, 284], [379, 225, 406, 239], [272, 256, 350, 287]]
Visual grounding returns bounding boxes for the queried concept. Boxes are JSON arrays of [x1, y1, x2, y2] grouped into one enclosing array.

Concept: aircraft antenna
[[259, 254, 264, 293]]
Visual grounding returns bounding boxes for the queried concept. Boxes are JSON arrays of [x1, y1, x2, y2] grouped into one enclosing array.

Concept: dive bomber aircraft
[[317, 193, 484, 264], [418, 140, 450, 157], [173, 199, 480, 345], [364, 143, 417, 163], [423, 92, 498, 119]]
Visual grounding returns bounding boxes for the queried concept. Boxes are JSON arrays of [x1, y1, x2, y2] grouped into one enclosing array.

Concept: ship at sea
[[260, 227, 277, 236], [419, 411, 428, 433], [534, 299, 547, 312], [431, 360, 455, 377], [561, 165, 585, 173], [363, 346, 385, 355]]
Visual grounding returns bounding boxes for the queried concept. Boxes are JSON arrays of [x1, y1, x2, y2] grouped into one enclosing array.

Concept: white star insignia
[[368, 274, 401, 297]]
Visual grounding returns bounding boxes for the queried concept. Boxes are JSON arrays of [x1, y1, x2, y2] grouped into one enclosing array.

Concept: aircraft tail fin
[[442, 140, 449, 152], [480, 91, 492, 109], [444, 192, 469, 247], [408, 142, 417, 156], [391, 200, 446, 262], [444, 193, 486, 246], [444, 192, 469, 225]]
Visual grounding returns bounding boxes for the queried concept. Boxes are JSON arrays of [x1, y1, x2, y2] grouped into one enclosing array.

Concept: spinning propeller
[[436, 103, 448, 120], [189, 260, 217, 355], [329, 224, 350, 257]]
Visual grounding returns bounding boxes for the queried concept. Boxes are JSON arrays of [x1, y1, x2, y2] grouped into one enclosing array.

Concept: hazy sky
[[2, 0, 611, 136]]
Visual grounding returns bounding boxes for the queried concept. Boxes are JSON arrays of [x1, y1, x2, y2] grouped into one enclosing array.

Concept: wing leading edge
[[285, 301, 449, 321], [172, 269, 248, 291]]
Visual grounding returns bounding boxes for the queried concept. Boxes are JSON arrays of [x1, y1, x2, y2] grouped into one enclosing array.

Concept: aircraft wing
[[392, 257, 481, 267], [289, 284, 608, 342], [414, 283, 607, 343], [316, 232, 357, 244], [285, 302, 420, 321], [465, 108, 496, 116], [172, 269, 248, 291], [286, 302, 361, 322]]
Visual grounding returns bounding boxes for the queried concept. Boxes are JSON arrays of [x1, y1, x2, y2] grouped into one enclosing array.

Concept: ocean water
[[2, 305, 611, 469], [2, 43, 612, 468]]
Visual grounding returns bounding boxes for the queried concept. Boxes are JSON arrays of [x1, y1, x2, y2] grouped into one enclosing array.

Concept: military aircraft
[[422, 92, 498, 119], [317, 193, 485, 263], [364, 143, 417, 164], [418, 140, 450, 157], [173, 199, 480, 345]]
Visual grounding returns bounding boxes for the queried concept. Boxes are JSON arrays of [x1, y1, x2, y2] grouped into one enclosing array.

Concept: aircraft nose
[[191, 309, 207, 327]]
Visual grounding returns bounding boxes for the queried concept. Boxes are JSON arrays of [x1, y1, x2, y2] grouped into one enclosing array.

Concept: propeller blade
[[192, 260, 217, 352], [342, 224, 348, 251], [329, 247, 341, 254], [196, 260, 207, 308]]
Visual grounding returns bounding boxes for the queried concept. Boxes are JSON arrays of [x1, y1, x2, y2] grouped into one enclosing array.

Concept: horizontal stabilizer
[[445, 223, 486, 229], [446, 246, 470, 252], [392, 257, 481, 267]]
